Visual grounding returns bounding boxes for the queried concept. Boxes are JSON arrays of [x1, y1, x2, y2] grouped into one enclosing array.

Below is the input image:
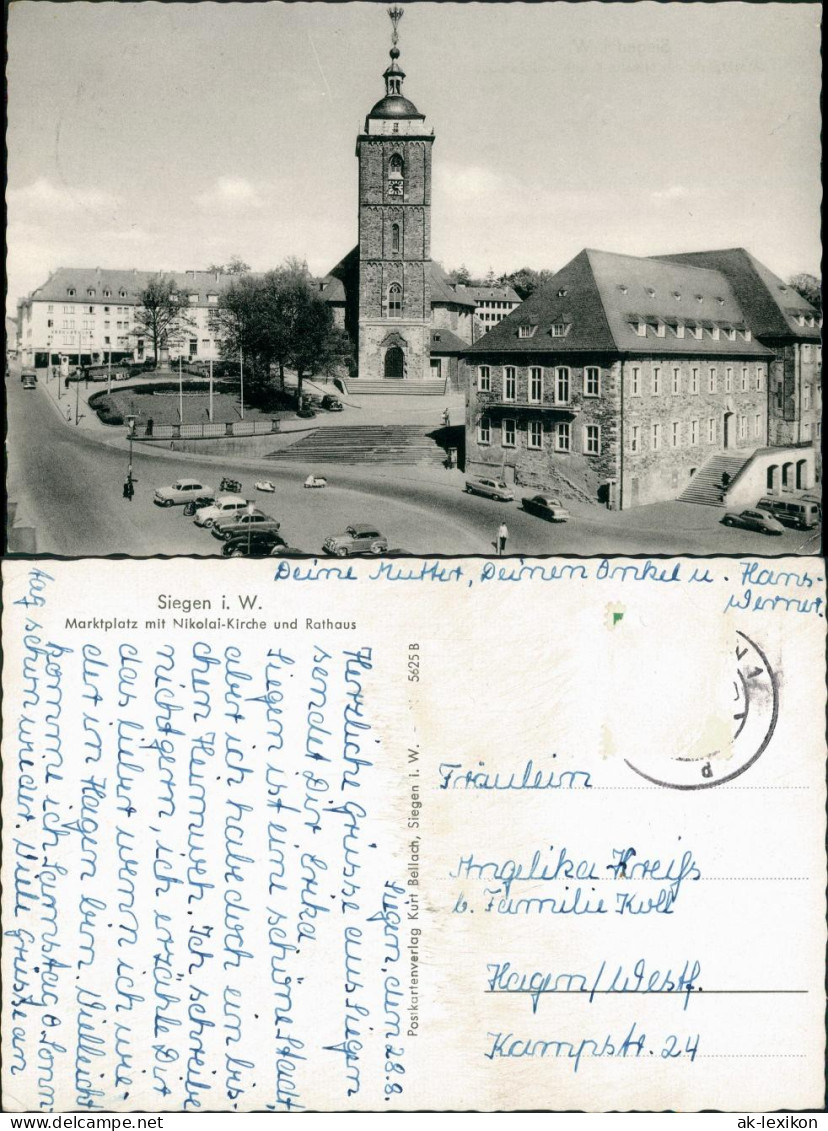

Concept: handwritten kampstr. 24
[[2, 558, 824, 1111]]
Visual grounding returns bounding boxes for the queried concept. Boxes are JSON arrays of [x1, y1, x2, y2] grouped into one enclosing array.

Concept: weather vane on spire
[[388, 6, 404, 50]]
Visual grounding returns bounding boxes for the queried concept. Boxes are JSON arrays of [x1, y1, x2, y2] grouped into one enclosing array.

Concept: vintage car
[[521, 495, 570, 522], [212, 509, 282, 540], [154, 478, 214, 507], [255, 480, 276, 493], [222, 530, 293, 557], [321, 395, 343, 411], [304, 475, 328, 489], [721, 508, 784, 535], [323, 525, 388, 557], [465, 476, 515, 502], [194, 495, 250, 528]]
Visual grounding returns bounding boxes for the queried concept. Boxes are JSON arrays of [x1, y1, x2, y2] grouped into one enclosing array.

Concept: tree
[[205, 257, 252, 276], [788, 273, 822, 315], [447, 264, 474, 286], [502, 266, 556, 300], [132, 275, 194, 366]]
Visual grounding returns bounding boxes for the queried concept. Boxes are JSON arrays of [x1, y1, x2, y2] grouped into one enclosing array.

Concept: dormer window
[[633, 320, 647, 337], [807, 315, 815, 327], [646, 287, 656, 297], [672, 291, 681, 301], [550, 323, 570, 338], [725, 327, 736, 341], [617, 284, 628, 294], [675, 322, 685, 338], [87, 288, 96, 297], [207, 293, 219, 305], [188, 293, 199, 304], [518, 324, 537, 339], [103, 289, 111, 298], [716, 297, 725, 306], [557, 288, 568, 298], [744, 329, 752, 342], [119, 289, 127, 298], [796, 314, 806, 326], [67, 288, 76, 297], [695, 295, 704, 303], [692, 323, 703, 340], [710, 326, 720, 341], [655, 321, 666, 338]]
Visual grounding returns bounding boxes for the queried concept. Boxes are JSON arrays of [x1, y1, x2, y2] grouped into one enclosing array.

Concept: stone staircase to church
[[267, 425, 447, 466], [678, 452, 753, 507], [339, 379, 447, 397]]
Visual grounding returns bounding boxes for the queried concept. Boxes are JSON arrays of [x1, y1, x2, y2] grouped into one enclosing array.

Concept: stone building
[[464, 248, 819, 509]]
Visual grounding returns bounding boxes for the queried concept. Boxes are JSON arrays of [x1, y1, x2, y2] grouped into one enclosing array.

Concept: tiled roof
[[652, 248, 821, 341], [30, 267, 238, 306], [429, 263, 477, 307], [466, 248, 772, 357], [430, 328, 467, 354]]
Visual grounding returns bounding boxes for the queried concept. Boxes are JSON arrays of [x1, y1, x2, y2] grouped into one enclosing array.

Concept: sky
[[6, 1, 823, 319]]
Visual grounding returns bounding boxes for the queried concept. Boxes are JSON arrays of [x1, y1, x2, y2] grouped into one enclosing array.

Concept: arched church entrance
[[384, 346, 405, 380]]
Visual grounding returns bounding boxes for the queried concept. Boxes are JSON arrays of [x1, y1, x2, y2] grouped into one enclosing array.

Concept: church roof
[[458, 284, 522, 304], [429, 262, 477, 307], [651, 248, 821, 341], [368, 94, 423, 120], [466, 249, 772, 357]]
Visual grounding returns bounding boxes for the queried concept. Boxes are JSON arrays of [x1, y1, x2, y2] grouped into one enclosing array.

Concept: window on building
[[391, 224, 400, 254], [630, 425, 640, 453], [550, 323, 569, 337], [675, 321, 685, 338], [803, 421, 811, 441], [755, 366, 764, 391], [710, 326, 720, 341], [738, 415, 747, 440], [528, 421, 543, 450], [816, 422, 821, 441], [388, 283, 402, 318], [503, 367, 516, 401], [691, 368, 699, 394], [88, 306, 94, 314], [188, 293, 198, 305], [725, 367, 733, 392], [584, 424, 600, 456], [672, 367, 681, 394], [555, 367, 570, 402], [103, 289, 111, 298], [690, 419, 698, 445], [518, 324, 537, 338], [707, 418, 716, 444], [725, 327, 736, 341], [502, 419, 516, 448], [708, 367, 716, 393], [585, 367, 600, 397], [692, 323, 703, 340], [803, 384, 811, 410], [652, 423, 661, 451], [529, 367, 543, 402], [87, 288, 95, 297], [67, 288, 76, 297], [652, 366, 661, 395], [631, 366, 641, 396], [754, 413, 762, 438], [47, 304, 54, 312], [478, 416, 491, 444], [389, 153, 404, 178], [555, 421, 571, 451], [655, 321, 666, 338], [671, 421, 680, 447], [744, 329, 752, 341], [634, 320, 647, 337], [119, 289, 127, 298], [741, 366, 748, 392], [207, 293, 219, 305], [477, 366, 490, 392]]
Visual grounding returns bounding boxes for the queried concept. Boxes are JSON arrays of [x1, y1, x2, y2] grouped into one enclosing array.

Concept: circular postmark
[[624, 630, 779, 790]]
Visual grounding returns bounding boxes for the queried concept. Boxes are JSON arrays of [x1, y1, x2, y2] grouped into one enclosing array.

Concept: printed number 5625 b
[[408, 643, 420, 682]]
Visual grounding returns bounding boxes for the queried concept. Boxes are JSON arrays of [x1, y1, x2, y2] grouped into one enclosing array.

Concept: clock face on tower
[[387, 180, 403, 198]]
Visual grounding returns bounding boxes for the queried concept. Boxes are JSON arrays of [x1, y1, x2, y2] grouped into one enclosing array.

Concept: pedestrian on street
[[497, 521, 508, 556], [442, 407, 450, 427], [123, 476, 134, 502], [65, 406, 71, 422]]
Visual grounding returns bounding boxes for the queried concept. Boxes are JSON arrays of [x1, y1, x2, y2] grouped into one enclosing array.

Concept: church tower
[[355, 7, 434, 381]]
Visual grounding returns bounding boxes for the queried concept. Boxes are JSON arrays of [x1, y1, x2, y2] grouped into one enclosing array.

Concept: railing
[[137, 419, 279, 440]]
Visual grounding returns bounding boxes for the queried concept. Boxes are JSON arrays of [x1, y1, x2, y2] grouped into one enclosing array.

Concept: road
[[5, 371, 819, 557]]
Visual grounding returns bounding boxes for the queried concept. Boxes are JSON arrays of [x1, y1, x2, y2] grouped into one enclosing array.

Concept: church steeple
[[366, 5, 424, 124]]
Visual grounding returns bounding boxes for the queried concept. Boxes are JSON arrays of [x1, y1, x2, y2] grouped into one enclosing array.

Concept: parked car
[[154, 478, 214, 506], [755, 496, 820, 530], [219, 477, 243, 493], [465, 476, 515, 502], [323, 525, 388, 557], [722, 508, 784, 535], [304, 475, 328, 488], [222, 530, 294, 558], [521, 495, 570, 522], [321, 395, 343, 411], [183, 493, 216, 516], [255, 480, 276, 493], [194, 495, 250, 528], [21, 368, 37, 389], [212, 509, 282, 540]]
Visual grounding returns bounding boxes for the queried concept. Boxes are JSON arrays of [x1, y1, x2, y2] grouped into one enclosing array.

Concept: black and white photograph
[[6, 1, 822, 558]]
